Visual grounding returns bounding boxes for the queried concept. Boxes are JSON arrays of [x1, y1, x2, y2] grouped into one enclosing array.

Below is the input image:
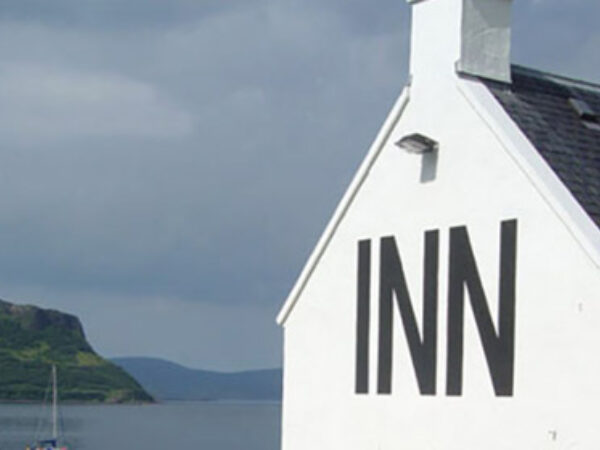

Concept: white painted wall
[[279, 1, 600, 448], [279, 66, 600, 450]]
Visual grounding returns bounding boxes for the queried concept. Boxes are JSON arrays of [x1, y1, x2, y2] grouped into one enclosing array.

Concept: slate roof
[[482, 65, 600, 228]]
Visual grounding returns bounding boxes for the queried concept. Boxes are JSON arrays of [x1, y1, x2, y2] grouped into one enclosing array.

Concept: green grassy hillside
[[0, 299, 153, 403]]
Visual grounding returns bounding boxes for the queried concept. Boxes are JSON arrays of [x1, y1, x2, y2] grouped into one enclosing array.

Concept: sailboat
[[26, 365, 69, 450]]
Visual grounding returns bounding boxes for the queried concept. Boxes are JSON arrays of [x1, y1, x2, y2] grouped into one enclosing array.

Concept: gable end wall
[[280, 74, 600, 450]]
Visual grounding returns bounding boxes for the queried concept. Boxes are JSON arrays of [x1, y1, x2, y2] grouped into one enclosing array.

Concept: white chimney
[[407, 0, 512, 83]]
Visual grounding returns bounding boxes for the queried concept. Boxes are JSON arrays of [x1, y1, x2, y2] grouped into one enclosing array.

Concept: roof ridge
[[511, 64, 600, 93]]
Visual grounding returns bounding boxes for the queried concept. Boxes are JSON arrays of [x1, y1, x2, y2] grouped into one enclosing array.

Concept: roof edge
[[276, 87, 411, 326], [457, 76, 600, 268]]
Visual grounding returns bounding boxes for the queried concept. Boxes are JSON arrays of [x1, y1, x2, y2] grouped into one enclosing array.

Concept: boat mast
[[52, 365, 58, 441]]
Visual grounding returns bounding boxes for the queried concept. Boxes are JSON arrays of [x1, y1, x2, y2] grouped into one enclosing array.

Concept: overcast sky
[[0, 0, 598, 371]]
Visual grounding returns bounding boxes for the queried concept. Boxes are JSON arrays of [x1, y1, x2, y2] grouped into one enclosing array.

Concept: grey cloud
[[511, 2, 600, 82], [294, 0, 408, 36], [0, 0, 597, 369], [0, 63, 194, 140], [0, 0, 408, 36], [0, 1, 408, 308], [0, 0, 248, 30]]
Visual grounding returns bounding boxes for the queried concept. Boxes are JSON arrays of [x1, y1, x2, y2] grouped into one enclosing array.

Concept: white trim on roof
[[457, 76, 600, 268], [276, 87, 411, 326]]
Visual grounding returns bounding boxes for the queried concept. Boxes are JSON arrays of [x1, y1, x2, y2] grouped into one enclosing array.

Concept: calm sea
[[0, 402, 281, 450]]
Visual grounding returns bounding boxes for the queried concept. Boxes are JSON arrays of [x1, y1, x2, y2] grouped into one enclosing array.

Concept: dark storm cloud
[[0, 0, 247, 29], [276, 0, 407, 35], [511, 1, 600, 82], [0, 0, 409, 309], [0, 1, 597, 369], [0, 0, 405, 36], [0, 140, 297, 302]]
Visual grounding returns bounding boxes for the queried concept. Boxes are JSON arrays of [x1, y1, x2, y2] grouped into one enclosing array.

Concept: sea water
[[0, 402, 281, 450]]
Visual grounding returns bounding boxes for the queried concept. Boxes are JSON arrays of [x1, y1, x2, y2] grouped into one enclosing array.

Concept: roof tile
[[482, 66, 600, 229]]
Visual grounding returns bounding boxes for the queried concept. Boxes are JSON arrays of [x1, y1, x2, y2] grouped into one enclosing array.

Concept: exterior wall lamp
[[396, 133, 439, 154]]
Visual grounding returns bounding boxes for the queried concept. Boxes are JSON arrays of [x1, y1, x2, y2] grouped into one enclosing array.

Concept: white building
[[277, 0, 600, 449]]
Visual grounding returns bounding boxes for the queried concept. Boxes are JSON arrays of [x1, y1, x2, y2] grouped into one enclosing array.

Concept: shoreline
[[0, 399, 155, 406], [0, 398, 281, 406]]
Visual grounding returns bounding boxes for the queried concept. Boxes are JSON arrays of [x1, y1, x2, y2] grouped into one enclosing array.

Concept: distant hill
[[0, 299, 153, 403], [112, 357, 282, 401]]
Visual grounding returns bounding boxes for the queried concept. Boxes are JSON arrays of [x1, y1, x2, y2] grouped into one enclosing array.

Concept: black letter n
[[377, 231, 439, 395], [446, 219, 518, 397]]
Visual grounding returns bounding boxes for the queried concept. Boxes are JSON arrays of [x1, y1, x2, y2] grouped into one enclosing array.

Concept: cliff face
[[0, 299, 153, 403], [0, 300, 87, 338]]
